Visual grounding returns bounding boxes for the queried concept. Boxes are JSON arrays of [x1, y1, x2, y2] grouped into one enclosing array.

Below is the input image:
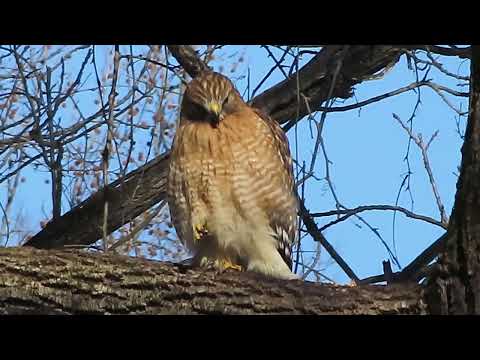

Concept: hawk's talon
[[218, 259, 243, 272], [195, 256, 243, 273], [193, 224, 208, 243]]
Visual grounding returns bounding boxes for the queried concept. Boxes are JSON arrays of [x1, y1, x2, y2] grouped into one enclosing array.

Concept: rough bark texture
[[0, 247, 425, 315], [24, 45, 404, 250], [426, 46, 480, 314]]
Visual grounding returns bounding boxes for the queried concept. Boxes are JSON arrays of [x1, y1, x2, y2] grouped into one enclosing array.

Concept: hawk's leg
[[192, 222, 243, 273]]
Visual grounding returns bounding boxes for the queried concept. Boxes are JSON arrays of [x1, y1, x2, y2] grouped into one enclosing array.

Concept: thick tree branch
[[0, 247, 425, 315], [25, 153, 169, 249], [251, 45, 402, 126]]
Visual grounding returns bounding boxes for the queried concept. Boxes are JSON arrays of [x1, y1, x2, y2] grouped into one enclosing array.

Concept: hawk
[[167, 71, 299, 280]]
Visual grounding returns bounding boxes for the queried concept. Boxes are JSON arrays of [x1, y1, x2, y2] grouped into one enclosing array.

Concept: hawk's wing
[[167, 135, 195, 251], [253, 108, 299, 270]]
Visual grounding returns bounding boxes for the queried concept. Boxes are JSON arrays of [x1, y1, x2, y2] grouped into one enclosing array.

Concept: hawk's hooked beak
[[206, 101, 223, 126]]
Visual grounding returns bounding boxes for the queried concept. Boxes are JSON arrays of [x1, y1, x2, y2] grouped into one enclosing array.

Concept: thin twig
[[301, 262, 337, 283], [251, 46, 290, 99], [109, 201, 166, 252], [309, 45, 349, 174], [101, 46, 121, 251], [393, 113, 449, 225], [1, 195, 10, 247]]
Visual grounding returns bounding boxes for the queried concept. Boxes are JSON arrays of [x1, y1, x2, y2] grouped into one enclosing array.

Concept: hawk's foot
[[195, 256, 243, 273]]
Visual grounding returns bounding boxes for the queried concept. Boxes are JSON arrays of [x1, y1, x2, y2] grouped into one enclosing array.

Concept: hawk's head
[[181, 71, 245, 126]]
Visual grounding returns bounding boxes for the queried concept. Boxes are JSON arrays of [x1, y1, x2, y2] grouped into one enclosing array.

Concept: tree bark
[[0, 247, 425, 315], [24, 45, 404, 250], [425, 46, 480, 314]]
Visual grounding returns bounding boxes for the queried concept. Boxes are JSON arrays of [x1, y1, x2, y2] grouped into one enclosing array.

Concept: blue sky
[[2, 45, 470, 284]]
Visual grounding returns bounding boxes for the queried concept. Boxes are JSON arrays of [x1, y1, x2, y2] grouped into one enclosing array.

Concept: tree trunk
[[425, 46, 480, 314], [0, 247, 425, 315]]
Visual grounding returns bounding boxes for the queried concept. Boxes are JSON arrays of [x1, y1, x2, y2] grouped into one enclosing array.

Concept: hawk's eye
[[185, 98, 210, 121]]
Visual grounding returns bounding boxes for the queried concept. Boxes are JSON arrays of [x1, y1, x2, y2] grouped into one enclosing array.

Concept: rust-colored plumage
[[167, 71, 298, 279]]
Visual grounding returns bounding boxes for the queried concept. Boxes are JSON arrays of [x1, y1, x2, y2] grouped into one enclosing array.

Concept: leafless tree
[[0, 45, 477, 314]]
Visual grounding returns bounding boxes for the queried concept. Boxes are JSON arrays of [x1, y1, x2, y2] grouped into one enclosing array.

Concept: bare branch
[[166, 45, 210, 78], [102, 45, 121, 251], [299, 200, 360, 284], [312, 204, 447, 230], [108, 201, 166, 252], [404, 45, 471, 59], [358, 231, 449, 285], [309, 45, 349, 174], [251, 46, 403, 125], [251, 46, 291, 99], [393, 113, 449, 226]]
